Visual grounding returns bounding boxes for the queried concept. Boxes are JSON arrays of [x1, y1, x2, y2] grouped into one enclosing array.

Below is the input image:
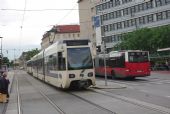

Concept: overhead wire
[[19, 0, 27, 58], [57, 3, 78, 25], [0, 8, 87, 11], [1, 2, 80, 60]]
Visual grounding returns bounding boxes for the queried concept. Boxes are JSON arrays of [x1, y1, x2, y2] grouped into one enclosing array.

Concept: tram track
[[14, 71, 170, 114], [16, 72, 22, 114], [88, 88, 170, 114], [24, 75, 66, 114], [26, 73, 116, 114], [68, 91, 116, 114], [13, 71, 66, 114]]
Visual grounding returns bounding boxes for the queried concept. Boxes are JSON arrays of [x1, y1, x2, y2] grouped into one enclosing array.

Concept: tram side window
[[58, 52, 66, 70], [38, 59, 43, 74], [47, 54, 58, 71]]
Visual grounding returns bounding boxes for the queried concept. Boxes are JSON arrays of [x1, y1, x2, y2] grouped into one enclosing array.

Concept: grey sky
[[0, 0, 79, 60]]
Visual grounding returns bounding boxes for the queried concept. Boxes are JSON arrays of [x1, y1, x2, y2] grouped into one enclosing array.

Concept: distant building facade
[[78, 0, 170, 51], [41, 25, 80, 49], [95, 0, 170, 51], [78, 0, 97, 45]]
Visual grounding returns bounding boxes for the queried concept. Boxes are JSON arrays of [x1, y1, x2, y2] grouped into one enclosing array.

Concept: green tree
[[25, 48, 40, 60], [119, 25, 170, 54], [3, 57, 10, 65]]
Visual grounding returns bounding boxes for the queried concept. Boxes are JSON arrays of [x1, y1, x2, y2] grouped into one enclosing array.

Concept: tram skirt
[[0, 93, 7, 103]]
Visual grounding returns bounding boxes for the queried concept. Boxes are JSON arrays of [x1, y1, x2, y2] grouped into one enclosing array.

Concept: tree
[[25, 48, 40, 60], [119, 25, 170, 54]]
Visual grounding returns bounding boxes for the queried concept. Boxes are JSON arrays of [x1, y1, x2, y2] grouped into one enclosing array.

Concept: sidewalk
[[0, 70, 15, 113], [151, 70, 170, 74], [92, 80, 127, 89]]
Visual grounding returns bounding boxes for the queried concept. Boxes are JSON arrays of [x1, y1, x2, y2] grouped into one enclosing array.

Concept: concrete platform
[[91, 80, 127, 89]]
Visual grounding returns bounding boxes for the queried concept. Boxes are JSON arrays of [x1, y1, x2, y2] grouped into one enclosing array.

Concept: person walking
[[0, 72, 5, 93], [0, 72, 10, 102]]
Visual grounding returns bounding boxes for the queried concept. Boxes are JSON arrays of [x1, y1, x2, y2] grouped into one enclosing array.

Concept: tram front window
[[67, 47, 93, 70]]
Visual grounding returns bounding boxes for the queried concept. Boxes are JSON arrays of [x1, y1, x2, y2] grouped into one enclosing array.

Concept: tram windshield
[[67, 47, 93, 70], [128, 52, 149, 63]]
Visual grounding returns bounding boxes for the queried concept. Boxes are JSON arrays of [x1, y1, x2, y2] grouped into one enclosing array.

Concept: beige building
[[41, 25, 80, 49], [78, 0, 97, 45], [78, 0, 170, 52]]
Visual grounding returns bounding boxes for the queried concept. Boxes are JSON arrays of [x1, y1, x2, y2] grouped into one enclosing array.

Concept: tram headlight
[[88, 72, 93, 77], [69, 74, 75, 78]]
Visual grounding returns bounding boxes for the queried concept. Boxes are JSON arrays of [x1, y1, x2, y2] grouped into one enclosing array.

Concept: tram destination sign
[[64, 40, 89, 46]]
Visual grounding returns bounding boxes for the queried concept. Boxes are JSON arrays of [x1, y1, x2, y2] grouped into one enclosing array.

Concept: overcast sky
[[0, 0, 79, 60]]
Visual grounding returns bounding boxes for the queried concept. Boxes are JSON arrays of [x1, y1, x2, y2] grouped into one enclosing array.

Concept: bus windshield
[[128, 52, 149, 62], [67, 47, 93, 70]]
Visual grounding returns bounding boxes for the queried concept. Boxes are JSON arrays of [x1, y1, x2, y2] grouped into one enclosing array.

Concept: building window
[[147, 14, 154, 23], [139, 16, 145, 25], [123, 8, 130, 16], [103, 3, 107, 10], [115, 0, 120, 6], [103, 14, 107, 21], [146, 1, 153, 9], [117, 22, 122, 29], [166, 10, 170, 18], [109, 0, 114, 7], [138, 4, 144, 11], [131, 6, 135, 14], [124, 20, 130, 28], [155, 0, 162, 6], [122, 0, 132, 4], [165, 0, 170, 4], [116, 10, 121, 18], [109, 24, 113, 31], [135, 5, 139, 13], [156, 12, 163, 21], [104, 25, 109, 32], [130, 19, 136, 26], [112, 35, 115, 42]]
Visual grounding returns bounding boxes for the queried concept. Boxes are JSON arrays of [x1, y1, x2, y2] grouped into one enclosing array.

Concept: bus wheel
[[127, 77, 135, 80], [111, 70, 116, 79]]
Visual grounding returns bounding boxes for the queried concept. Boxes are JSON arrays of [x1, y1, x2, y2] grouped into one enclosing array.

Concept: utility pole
[[0, 36, 3, 72], [102, 41, 107, 86]]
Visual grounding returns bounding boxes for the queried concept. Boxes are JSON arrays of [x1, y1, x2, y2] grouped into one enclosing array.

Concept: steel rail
[[16, 72, 22, 114], [68, 92, 116, 114], [89, 88, 170, 114], [25, 75, 66, 114]]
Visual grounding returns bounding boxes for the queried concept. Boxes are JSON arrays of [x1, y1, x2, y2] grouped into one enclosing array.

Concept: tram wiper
[[81, 69, 85, 73]]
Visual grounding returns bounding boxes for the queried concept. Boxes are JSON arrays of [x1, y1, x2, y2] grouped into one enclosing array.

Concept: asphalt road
[[1, 70, 170, 114]]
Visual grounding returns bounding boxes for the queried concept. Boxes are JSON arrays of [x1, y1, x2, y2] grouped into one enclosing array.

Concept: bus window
[[109, 55, 125, 68], [128, 52, 149, 62]]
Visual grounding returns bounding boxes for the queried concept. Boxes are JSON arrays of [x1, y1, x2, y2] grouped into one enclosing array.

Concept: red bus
[[95, 50, 150, 79]]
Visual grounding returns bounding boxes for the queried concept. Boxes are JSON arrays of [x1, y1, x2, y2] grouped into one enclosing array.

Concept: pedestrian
[[0, 72, 10, 102], [165, 60, 169, 70], [0, 72, 4, 93]]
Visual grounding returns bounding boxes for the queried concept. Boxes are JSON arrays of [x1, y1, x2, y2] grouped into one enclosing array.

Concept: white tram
[[26, 39, 95, 89]]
